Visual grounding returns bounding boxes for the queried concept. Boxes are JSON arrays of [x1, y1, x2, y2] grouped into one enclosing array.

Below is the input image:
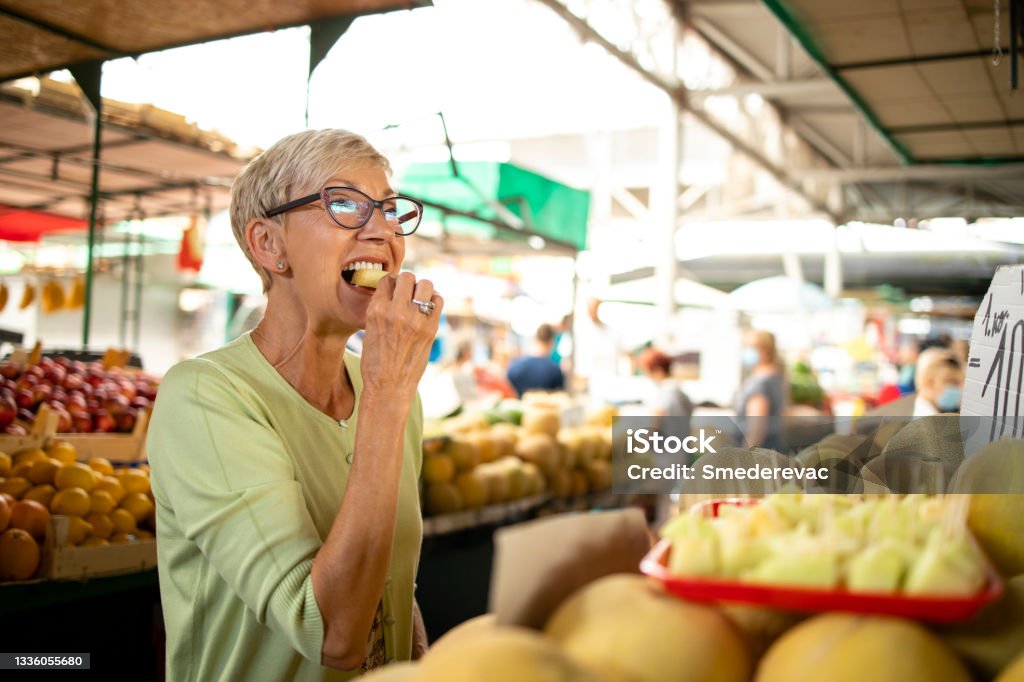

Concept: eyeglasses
[[265, 186, 423, 236]]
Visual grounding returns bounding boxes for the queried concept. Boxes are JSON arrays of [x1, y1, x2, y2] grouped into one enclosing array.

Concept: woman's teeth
[[342, 261, 387, 288]]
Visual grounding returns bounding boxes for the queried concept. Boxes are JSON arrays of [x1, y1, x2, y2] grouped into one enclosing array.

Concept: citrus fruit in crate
[[120, 492, 154, 523], [50, 487, 90, 516], [65, 516, 93, 545], [94, 475, 125, 504], [0, 452, 11, 477], [12, 448, 46, 467], [54, 462, 96, 491], [110, 508, 136, 535], [45, 441, 78, 465], [26, 458, 61, 486], [0, 527, 40, 580], [79, 537, 109, 547], [23, 484, 56, 507], [110, 532, 137, 544], [0, 477, 31, 499], [88, 489, 115, 514], [0, 494, 9, 531], [8, 499, 49, 540], [87, 457, 114, 476], [85, 512, 113, 540], [118, 469, 150, 495]]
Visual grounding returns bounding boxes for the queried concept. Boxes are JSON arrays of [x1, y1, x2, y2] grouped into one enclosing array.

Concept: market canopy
[[0, 0, 429, 82], [0, 78, 246, 229], [399, 161, 590, 255]]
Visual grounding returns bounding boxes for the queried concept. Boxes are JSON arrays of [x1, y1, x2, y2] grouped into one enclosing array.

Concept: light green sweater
[[148, 333, 423, 681]]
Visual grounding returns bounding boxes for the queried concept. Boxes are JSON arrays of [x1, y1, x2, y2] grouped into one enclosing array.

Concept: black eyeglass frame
[[264, 186, 424, 236]]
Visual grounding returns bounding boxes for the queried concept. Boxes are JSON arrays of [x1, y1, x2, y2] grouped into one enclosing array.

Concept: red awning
[[0, 206, 88, 242]]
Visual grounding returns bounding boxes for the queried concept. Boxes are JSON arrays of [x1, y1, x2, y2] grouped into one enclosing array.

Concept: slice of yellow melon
[[351, 269, 389, 288]]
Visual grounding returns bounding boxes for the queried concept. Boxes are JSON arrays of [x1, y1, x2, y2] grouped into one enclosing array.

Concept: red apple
[[72, 413, 93, 433], [117, 408, 138, 433], [54, 356, 70, 368], [54, 408, 72, 433], [102, 394, 130, 416], [15, 389, 34, 410], [94, 409, 116, 433], [0, 363, 19, 380], [31, 384, 51, 405], [0, 395, 16, 428], [62, 373, 85, 391], [25, 365, 44, 379], [17, 408, 34, 423], [6, 423, 27, 436], [131, 396, 151, 410]]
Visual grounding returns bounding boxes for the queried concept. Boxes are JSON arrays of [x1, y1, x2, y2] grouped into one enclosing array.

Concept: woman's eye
[[330, 200, 359, 214]]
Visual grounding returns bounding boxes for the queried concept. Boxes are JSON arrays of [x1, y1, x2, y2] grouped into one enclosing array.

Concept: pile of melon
[[420, 398, 614, 516]]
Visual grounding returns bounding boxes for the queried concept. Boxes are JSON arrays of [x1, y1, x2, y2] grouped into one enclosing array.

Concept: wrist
[[360, 387, 414, 417]]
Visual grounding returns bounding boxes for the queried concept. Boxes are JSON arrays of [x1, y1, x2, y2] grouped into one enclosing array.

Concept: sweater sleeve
[[148, 359, 326, 663]]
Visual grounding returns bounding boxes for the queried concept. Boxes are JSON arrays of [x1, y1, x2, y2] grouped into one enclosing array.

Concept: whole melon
[[455, 470, 489, 509], [515, 434, 559, 478], [360, 662, 419, 681], [939, 575, 1024, 679], [756, 613, 971, 682], [996, 649, 1024, 682], [522, 408, 561, 438], [418, 627, 601, 682], [424, 482, 463, 516], [425, 614, 496, 659], [545, 574, 751, 682]]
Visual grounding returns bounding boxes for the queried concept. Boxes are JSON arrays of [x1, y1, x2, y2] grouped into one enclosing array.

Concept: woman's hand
[[360, 272, 443, 405]]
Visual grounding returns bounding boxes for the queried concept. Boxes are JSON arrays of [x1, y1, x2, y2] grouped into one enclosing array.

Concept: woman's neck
[[252, 296, 355, 420]]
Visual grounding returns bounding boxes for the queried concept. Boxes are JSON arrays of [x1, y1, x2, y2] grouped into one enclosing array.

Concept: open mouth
[[341, 260, 385, 287]]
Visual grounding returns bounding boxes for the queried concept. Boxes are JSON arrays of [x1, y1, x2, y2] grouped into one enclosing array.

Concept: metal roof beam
[[689, 77, 833, 99], [689, 16, 775, 82], [533, 0, 837, 222], [802, 165, 1024, 183]]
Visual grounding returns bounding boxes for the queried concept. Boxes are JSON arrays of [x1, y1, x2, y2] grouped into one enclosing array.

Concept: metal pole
[[70, 61, 104, 349], [133, 230, 144, 350]]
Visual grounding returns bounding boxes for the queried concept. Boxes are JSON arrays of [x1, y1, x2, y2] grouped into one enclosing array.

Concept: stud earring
[[276, 260, 285, 270]]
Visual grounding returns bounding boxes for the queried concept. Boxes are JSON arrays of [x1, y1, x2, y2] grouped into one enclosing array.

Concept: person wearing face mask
[[148, 130, 439, 680], [734, 330, 786, 450], [912, 347, 964, 417]]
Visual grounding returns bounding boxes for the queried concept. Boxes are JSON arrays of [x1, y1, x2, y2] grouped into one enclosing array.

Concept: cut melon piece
[[351, 268, 390, 288]]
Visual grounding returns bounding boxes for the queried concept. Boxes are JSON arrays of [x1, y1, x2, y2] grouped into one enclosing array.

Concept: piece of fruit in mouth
[[342, 261, 389, 288]]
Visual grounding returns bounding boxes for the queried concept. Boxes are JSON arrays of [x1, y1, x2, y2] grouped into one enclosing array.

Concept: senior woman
[[148, 129, 440, 680]]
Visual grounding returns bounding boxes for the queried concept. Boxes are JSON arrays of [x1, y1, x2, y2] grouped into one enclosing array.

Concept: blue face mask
[[741, 348, 759, 368], [936, 385, 962, 412]]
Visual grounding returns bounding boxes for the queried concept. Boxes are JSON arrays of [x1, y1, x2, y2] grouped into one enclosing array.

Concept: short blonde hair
[[748, 330, 777, 363], [229, 129, 391, 292]]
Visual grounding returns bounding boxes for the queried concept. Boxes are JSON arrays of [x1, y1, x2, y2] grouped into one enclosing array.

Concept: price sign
[[962, 265, 1024, 452]]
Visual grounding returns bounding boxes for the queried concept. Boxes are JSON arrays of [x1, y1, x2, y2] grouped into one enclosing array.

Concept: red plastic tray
[[640, 499, 1005, 623]]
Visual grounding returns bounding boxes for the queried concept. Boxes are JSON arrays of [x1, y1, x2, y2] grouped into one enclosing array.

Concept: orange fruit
[[26, 458, 62, 486], [110, 532, 136, 544], [120, 492, 154, 523], [0, 492, 15, 507], [135, 529, 155, 540], [0, 477, 32, 500], [78, 537, 109, 547], [88, 489, 115, 515], [94, 476, 125, 504], [110, 508, 136, 535], [0, 452, 11, 477], [54, 463, 96, 491], [45, 441, 78, 465], [9, 499, 49, 540], [84, 512, 113, 540], [0, 528, 40, 580], [0, 495, 9, 532], [65, 516, 93, 545], [23, 484, 56, 508], [50, 487, 91, 517], [87, 457, 114, 476], [10, 461, 33, 479], [12, 448, 47, 467], [119, 469, 150, 495]]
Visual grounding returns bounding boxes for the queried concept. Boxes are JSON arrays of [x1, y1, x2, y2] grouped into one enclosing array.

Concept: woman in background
[[735, 330, 786, 450]]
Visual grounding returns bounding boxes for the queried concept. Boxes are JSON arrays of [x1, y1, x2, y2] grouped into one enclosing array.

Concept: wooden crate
[[41, 515, 156, 580], [0, 406, 58, 455], [58, 409, 149, 463]]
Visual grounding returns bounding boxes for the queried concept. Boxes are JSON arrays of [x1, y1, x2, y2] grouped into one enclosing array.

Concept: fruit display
[[658, 495, 991, 598], [420, 397, 614, 517], [0, 440, 156, 582], [0, 356, 158, 435]]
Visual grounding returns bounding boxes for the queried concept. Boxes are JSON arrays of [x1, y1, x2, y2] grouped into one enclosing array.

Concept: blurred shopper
[[576, 298, 624, 399], [896, 338, 920, 395], [507, 323, 566, 397], [638, 347, 693, 436], [149, 129, 434, 679], [735, 330, 786, 450], [913, 347, 964, 416]]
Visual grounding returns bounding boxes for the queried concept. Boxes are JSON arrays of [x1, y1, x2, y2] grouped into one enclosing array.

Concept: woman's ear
[[245, 218, 286, 273]]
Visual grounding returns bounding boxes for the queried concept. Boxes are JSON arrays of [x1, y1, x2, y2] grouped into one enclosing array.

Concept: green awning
[[398, 161, 589, 252]]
